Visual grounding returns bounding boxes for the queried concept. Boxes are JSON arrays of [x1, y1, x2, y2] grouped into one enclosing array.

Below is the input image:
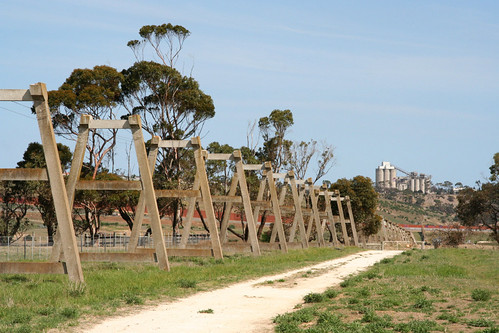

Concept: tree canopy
[[330, 176, 381, 236], [16, 142, 72, 241], [457, 153, 499, 243], [48, 65, 124, 178], [257, 109, 293, 171]]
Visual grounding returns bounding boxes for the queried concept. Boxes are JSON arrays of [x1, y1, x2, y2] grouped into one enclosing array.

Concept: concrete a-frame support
[[52, 115, 170, 270], [128, 137, 224, 260], [287, 177, 309, 248], [344, 196, 360, 246], [0, 83, 84, 283], [331, 190, 349, 246], [245, 162, 288, 253], [271, 171, 308, 248], [304, 180, 326, 247], [318, 190, 359, 247], [318, 186, 340, 246], [201, 150, 261, 256]]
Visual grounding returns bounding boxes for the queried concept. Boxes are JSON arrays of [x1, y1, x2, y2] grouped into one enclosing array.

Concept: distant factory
[[375, 161, 431, 194]]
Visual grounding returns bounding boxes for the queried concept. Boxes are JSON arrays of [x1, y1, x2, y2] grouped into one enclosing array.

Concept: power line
[[12, 101, 32, 110], [0, 105, 35, 120]]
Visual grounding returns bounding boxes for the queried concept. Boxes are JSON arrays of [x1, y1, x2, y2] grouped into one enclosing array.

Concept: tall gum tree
[[289, 140, 335, 184], [122, 24, 215, 236], [257, 109, 294, 172], [48, 65, 124, 179]]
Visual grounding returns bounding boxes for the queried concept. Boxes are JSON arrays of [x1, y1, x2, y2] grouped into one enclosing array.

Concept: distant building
[[375, 161, 431, 194]]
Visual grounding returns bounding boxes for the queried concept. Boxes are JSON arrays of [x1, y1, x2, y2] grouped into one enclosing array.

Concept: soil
[[76, 250, 401, 333]]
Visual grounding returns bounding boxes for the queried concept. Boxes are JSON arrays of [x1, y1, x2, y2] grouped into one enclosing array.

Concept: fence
[[0, 233, 211, 261]]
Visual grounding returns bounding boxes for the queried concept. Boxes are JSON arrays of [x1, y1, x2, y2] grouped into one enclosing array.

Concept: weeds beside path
[[274, 248, 499, 333], [80, 250, 399, 333], [0, 247, 360, 332]]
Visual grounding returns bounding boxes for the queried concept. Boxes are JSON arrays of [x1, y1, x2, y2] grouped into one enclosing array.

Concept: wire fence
[[0, 233, 211, 261]]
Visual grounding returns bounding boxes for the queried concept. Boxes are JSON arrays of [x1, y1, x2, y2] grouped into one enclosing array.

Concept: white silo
[[410, 178, 415, 191], [390, 169, 397, 188], [384, 168, 391, 188], [420, 175, 427, 194], [415, 178, 421, 192], [375, 168, 384, 187]]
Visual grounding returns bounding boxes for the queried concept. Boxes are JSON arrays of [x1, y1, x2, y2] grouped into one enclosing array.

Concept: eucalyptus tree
[[16, 142, 72, 241], [289, 140, 335, 184], [122, 24, 215, 235], [48, 65, 124, 179], [257, 109, 294, 171]]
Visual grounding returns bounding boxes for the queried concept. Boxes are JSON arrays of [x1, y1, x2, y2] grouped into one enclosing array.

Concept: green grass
[[274, 248, 499, 333], [0, 247, 360, 332]]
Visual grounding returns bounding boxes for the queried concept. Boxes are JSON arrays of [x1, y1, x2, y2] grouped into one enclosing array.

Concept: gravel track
[[80, 250, 402, 333]]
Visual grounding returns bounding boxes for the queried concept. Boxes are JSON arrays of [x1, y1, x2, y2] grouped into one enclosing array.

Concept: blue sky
[[0, 0, 497, 186]]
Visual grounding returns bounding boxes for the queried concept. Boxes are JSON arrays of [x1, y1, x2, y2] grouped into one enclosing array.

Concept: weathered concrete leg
[[130, 115, 169, 271], [179, 172, 200, 249], [323, 188, 339, 247], [51, 115, 91, 262], [129, 137, 159, 252], [31, 83, 84, 283], [264, 163, 287, 253], [345, 197, 359, 246], [234, 151, 260, 255], [219, 173, 238, 243], [331, 191, 348, 246], [288, 173, 307, 248], [309, 185, 325, 247], [192, 138, 223, 259]]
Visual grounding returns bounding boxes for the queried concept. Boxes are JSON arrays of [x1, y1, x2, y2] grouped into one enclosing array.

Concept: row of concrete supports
[[360, 219, 417, 248], [0, 83, 361, 284]]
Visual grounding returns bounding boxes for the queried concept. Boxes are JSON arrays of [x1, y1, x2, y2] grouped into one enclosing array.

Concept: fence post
[[24, 236, 27, 259]]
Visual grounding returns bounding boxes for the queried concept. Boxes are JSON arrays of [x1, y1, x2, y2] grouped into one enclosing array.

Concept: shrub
[[60, 307, 78, 319], [436, 312, 459, 323], [304, 292, 324, 303], [324, 289, 339, 299], [366, 271, 380, 279], [479, 328, 499, 333], [441, 225, 466, 247], [413, 297, 433, 311], [472, 289, 492, 302], [177, 278, 197, 288], [468, 318, 494, 327], [123, 293, 144, 305]]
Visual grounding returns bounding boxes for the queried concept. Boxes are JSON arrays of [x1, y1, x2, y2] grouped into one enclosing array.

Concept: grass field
[[0, 247, 360, 333], [273, 248, 498, 333]]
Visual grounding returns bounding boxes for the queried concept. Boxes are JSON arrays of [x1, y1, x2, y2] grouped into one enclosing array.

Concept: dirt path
[[81, 250, 401, 333]]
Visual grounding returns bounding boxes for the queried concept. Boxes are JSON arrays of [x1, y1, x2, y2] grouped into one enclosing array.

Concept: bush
[[123, 293, 144, 305], [60, 307, 79, 319], [324, 289, 339, 299], [471, 289, 492, 302], [304, 292, 324, 303], [413, 297, 433, 311], [441, 224, 466, 247], [177, 278, 197, 288], [467, 318, 495, 327]]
